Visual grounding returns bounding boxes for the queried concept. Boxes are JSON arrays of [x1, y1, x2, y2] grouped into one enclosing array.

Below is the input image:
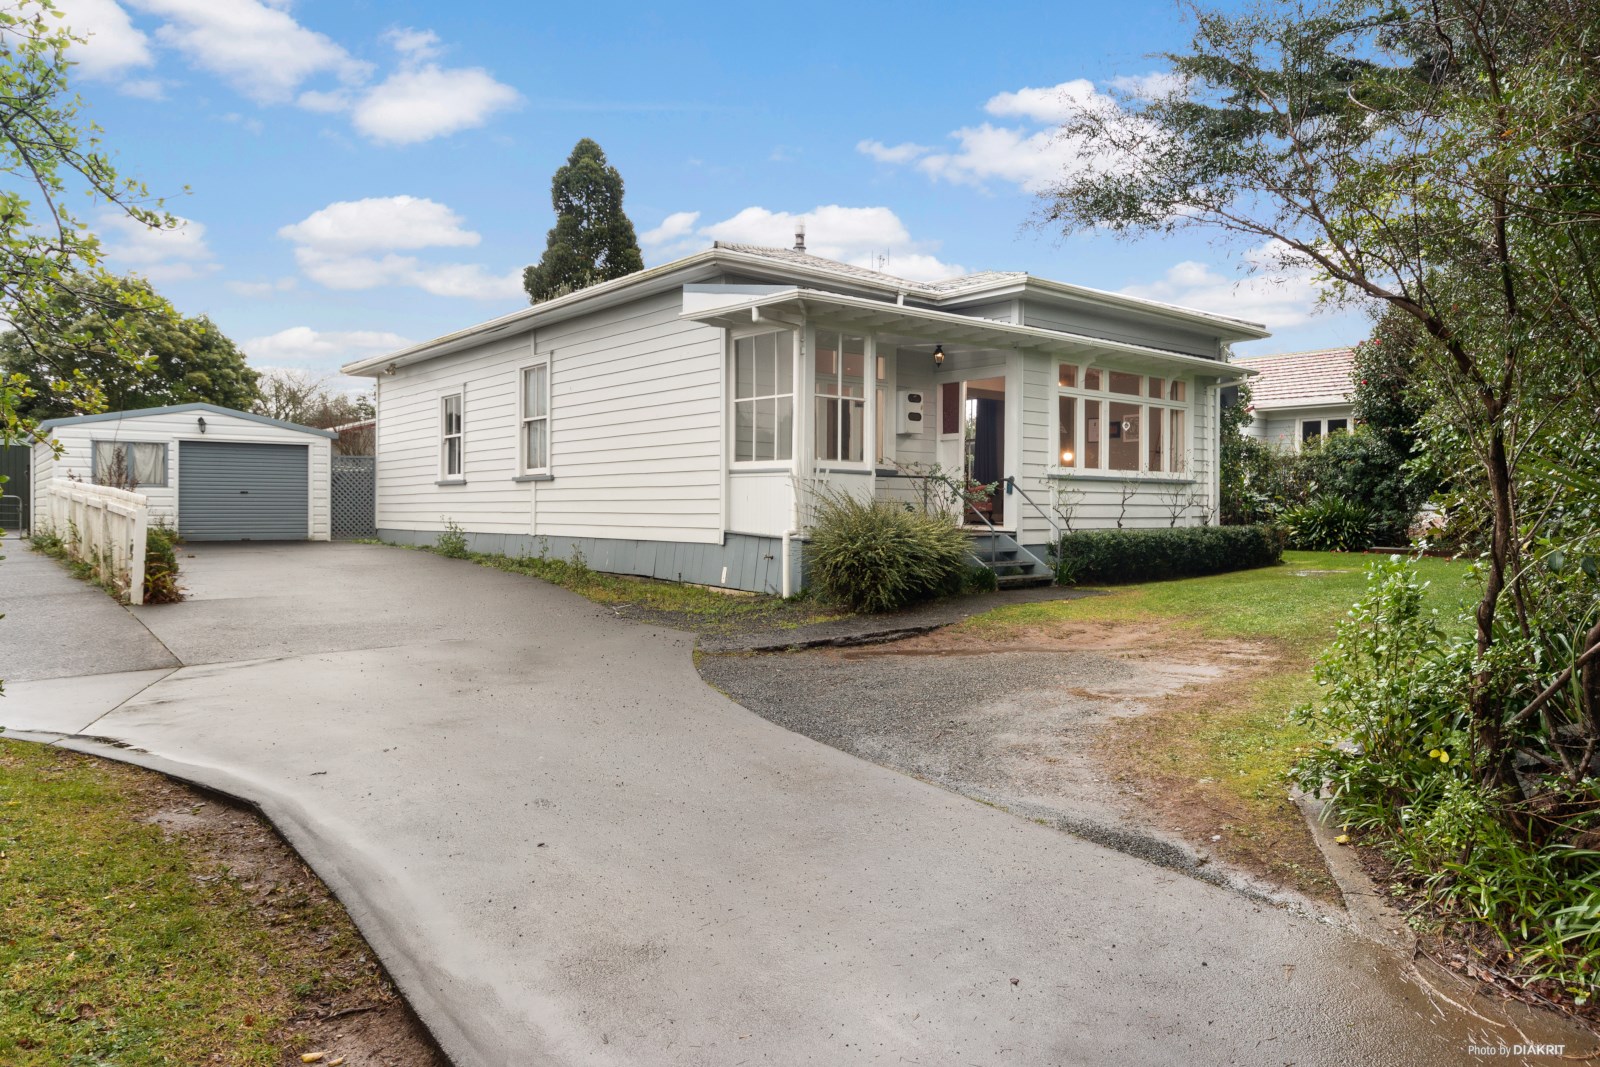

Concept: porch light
[[933, 344, 945, 365], [1061, 448, 1074, 464]]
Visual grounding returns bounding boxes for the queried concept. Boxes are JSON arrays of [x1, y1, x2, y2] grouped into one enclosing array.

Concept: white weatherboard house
[[344, 241, 1267, 595], [1232, 347, 1356, 451], [33, 403, 336, 541]]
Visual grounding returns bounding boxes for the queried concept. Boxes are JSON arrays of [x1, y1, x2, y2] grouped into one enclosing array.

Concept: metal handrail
[[1004, 476, 1062, 548], [878, 470, 1003, 540]]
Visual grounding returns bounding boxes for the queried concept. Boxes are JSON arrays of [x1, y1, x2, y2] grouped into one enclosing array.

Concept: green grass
[[963, 551, 1477, 653], [957, 551, 1478, 897], [0, 740, 372, 1065]]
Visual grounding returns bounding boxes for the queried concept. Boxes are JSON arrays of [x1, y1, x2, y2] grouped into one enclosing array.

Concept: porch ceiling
[[682, 287, 1258, 380]]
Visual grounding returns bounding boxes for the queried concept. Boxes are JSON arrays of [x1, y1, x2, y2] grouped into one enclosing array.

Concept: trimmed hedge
[[1056, 524, 1282, 585]]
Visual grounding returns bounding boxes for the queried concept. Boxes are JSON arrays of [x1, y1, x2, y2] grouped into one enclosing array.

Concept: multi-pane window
[[814, 330, 867, 463], [521, 363, 549, 473], [1056, 363, 1190, 475], [733, 330, 794, 463], [440, 393, 463, 478], [92, 441, 166, 487]]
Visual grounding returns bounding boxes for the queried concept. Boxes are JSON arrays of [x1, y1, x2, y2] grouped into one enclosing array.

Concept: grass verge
[[387, 539, 846, 634], [955, 551, 1477, 899], [0, 738, 440, 1066]]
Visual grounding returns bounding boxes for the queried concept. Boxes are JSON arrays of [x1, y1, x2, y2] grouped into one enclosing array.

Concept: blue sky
[[59, 0, 1366, 387]]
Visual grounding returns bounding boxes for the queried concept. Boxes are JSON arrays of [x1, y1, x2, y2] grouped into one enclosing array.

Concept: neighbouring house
[[32, 403, 336, 541], [342, 240, 1266, 595], [1230, 346, 1356, 450]]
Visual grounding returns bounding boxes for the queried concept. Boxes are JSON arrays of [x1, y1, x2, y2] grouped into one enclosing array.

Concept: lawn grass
[[956, 551, 1479, 897], [0, 739, 387, 1065]]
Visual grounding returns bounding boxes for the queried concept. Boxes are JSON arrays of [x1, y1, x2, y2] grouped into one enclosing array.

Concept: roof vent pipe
[[793, 221, 806, 253]]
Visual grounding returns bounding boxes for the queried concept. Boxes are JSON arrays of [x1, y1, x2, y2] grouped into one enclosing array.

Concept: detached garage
[[33, 403, 335, 541]]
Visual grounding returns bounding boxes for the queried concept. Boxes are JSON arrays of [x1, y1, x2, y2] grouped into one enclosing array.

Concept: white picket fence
[[33, 478, 150, 605]]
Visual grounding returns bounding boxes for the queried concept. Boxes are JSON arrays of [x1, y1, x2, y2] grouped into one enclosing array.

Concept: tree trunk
[[1473, 422, 1518, 793]]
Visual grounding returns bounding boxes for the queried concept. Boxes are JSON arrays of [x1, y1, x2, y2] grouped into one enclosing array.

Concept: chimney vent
[[793, 222, 806, 253]]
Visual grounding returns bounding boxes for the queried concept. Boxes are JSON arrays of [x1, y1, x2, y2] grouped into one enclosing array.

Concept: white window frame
[[730, 328, 795, 467], [91, 439, 169, 487], [811, 327, 872, 469], [439, 391, 464, 481], [519, 357, 551, 476], [1052, 363, 1192, 477]]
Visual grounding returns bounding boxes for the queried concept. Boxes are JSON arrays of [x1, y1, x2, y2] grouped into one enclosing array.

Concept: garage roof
[[36, 403, 338, 439]]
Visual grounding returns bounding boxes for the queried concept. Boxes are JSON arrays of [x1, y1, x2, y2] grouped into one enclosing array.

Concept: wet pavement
[[1, 541, 1594, 1067]]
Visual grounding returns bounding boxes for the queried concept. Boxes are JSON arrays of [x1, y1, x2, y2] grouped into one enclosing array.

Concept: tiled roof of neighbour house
[[1232, 347, 1357, 409], [711, 242, 1026, 296]]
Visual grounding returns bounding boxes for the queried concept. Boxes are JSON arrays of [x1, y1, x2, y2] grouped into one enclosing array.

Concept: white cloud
[[642, 204, 965, 282], [1107, 72, 1186, 101], [350, 64, 520, 144], [128, 0, 370, 103], [97, 211, 219, 281], [860, 76, 1168, 194], [383, 26, 442, 60], [856, 139, 929, 165], [243, 325, 411, 371], [280, 196, 520, 299], [279, 196, 481, 253], [639, 210, 700, 246], [51, 0, 152, 79], [119, 77, 165, 99], [1119, 240, 1328, 329]]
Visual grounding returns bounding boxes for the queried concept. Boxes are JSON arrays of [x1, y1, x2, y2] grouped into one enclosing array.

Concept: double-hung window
[[1055, 363, 1190, 475], [440, 393, 463, 479], [92, 441, 166, 487], [733, 330, 794, 463], [814, 330, 867, 464], [520, 360, 550, 474]]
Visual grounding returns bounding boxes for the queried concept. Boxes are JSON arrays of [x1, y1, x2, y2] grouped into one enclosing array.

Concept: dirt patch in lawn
[[108, 762, 446, 1067], [700, 618, 1336, 902]]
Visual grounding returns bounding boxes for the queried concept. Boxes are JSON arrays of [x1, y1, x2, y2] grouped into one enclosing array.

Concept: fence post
[[128, 501, 148, 606]]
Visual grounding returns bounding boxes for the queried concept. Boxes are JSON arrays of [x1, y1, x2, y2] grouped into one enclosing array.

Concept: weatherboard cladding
[[1234, 348, 1355, 408]]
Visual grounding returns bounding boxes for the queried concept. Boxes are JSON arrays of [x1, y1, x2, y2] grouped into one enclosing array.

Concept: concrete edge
[[43, 735, 474, 1067], [1295, 790, 1415, 951]]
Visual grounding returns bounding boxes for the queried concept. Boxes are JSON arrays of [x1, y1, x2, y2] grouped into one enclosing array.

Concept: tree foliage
[[522, 139, 645, 304], [0, 1, 180, 447], [1, 274, 259, 419], [1042, 0, 1600, 799]]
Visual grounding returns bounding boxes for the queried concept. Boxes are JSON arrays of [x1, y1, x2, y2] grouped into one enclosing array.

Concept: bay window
[[733, 330, 793, 463], [1056, 363, 1190, 475]]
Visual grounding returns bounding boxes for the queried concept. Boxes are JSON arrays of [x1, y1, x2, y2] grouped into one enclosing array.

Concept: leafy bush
[[142, 523, 183, 604], [1293, 558, 1600, 996], [435, 517, 469, 559], [806, 493, 970, 612], [1280, 494, 1375, 551], [1055, 524, 1281, 585]]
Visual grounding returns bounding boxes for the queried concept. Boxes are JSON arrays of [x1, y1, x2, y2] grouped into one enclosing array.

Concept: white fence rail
[[33, 478, 150, 605]]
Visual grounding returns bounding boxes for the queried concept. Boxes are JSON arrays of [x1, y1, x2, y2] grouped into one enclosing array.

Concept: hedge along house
[[32, 403, 336, 542], [343, 240, 1266, 595], [1231, 347, 1356, 451]]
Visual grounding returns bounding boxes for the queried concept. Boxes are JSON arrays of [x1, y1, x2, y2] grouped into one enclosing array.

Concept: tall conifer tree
[[523, 139, 645, 303]]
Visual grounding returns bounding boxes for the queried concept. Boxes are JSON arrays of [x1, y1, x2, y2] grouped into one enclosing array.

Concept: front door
[[935, 373, 1008, 528]]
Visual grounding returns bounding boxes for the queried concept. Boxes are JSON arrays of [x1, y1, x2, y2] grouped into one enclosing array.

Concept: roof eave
[[937, 275, 1271, 341], [35, 402, 339, 439]]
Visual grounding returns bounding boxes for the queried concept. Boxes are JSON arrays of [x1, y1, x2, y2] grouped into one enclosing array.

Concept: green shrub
[[1054, 524, 1281, 585], [806, 493, 970, 612], [435, 517, 469, 559], [143, 523, 183, 604], [1281, 494, 1375, 551]]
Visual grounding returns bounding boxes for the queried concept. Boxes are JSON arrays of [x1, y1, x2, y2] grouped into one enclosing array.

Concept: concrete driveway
[[1, 542, 1588, 1066]]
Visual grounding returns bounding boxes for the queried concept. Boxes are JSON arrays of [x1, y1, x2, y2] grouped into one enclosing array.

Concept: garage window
[[93, 440, 166, 487], [440, 393, 463, 479]]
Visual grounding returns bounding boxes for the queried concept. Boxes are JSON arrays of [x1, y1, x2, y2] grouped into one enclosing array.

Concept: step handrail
[[1004, 476, 1062, 551]]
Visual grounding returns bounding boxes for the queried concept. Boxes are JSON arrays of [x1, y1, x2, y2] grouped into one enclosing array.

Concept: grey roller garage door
[[179, 441, 309, 541]]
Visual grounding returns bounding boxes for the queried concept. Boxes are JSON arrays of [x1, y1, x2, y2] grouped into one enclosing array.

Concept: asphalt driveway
[[1, 542, 1589, 1066]]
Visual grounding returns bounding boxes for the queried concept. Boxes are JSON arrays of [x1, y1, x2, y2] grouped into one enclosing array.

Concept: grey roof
[[712, 242, 1026, 296], [37, 402, 339, 439], [1231, 347, 1356, 408]]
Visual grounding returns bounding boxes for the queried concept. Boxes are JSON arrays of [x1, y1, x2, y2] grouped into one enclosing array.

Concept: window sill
[[730, 465, 792, 474], [512, 473, 554, 483], [817, 466, 872, 475], [1047, 470, 1195, 484], [436, 478, 467, 486]]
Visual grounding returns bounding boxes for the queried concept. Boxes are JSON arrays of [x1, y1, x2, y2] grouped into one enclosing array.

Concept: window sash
[[733, 330, 794, 464], [441, 394, 463, 477], [813, 329, 868, 464], [520, 364, 549, 473]]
